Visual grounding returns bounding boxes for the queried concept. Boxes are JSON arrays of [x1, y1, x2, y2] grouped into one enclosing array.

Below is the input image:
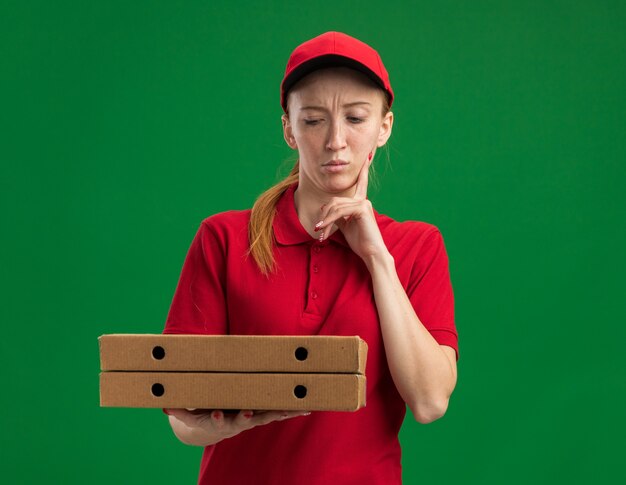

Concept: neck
[[293, 180, 356, 238]]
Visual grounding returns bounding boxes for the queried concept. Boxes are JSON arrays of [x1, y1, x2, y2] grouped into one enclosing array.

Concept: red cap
[[280, 31, 394, 113]]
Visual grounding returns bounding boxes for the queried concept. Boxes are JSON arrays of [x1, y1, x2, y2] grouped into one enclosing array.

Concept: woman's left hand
[[315, 157, 388, 263]]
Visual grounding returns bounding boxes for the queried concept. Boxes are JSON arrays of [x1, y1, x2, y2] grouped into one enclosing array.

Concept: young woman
[[163, 31, 459, 484]]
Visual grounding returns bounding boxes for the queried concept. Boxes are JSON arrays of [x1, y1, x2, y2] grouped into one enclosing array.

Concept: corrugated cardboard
[[100, 372, 366, 411], [99, 334, 367, 374]]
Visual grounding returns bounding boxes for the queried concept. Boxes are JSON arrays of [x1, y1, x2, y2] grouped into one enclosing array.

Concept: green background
[[2, 0, 624, 483]]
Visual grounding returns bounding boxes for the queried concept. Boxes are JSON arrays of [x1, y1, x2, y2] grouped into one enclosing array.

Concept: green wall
[[2, 1, 624, 483]]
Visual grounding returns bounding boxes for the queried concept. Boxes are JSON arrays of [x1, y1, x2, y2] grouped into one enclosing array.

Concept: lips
[[321, 159, 350, 174]]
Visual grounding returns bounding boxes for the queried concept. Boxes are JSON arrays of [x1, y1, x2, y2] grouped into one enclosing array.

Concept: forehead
[[288, 67, 383, 107]]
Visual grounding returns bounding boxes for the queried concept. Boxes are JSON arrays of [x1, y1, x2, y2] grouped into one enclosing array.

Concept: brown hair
[[248, 84, 391, 276], [247, 161, 299, 275]]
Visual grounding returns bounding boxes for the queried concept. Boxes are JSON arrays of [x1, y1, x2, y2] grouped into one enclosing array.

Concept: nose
[[325, 119, 347, 152]]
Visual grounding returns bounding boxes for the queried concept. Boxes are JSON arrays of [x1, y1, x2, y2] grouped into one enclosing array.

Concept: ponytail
[[248, 161, 299, 275]]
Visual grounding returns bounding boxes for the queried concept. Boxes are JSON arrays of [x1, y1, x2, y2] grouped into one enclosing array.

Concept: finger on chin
[[355, 161, 370, 200]]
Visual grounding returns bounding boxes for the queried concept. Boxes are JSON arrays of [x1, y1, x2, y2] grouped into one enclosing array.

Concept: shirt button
[[311, 291, 318, 300], [313, 265, 319, 273]]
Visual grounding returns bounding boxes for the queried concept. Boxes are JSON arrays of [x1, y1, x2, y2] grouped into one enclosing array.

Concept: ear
[[282, 114, 298, 149], [376, 111, 394, 147]]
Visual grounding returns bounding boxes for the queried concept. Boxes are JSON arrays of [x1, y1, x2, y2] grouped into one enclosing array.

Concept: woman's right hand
[[164, 408, 311, 447]]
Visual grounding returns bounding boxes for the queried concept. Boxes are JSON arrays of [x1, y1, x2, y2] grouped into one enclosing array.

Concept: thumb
[[164, 408, 192, 422]]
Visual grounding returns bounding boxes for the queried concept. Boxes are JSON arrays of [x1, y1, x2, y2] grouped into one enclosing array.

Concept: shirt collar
[[273, 183, 352, 248]]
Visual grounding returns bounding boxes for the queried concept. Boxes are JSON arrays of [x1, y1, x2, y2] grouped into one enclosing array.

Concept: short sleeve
[[163, 220, 228, 335], [406, 228, 459, 360]]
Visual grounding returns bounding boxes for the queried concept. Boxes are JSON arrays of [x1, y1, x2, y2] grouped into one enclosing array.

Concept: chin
[[320, 177, 355, 195]]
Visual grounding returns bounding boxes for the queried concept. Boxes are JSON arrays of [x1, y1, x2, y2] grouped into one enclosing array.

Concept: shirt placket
[[302, 241, 326, 326]]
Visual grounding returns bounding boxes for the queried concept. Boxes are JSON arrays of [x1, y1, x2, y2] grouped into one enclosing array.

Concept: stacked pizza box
[[99, 334, 367, 412]]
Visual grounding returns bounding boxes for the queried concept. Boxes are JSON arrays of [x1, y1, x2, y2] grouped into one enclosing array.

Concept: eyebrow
[[299, 101, 372, 111]]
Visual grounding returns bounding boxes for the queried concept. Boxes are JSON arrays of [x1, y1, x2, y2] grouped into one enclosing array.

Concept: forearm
[[365, 252, 457, 423]]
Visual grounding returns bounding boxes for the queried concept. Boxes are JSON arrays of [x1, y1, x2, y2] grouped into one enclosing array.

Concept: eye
[[348, 117, 364, 123], [304, 119, 322, 126]]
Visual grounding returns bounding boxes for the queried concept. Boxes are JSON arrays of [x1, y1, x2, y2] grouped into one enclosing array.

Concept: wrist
[[364, 250, 395, 274]]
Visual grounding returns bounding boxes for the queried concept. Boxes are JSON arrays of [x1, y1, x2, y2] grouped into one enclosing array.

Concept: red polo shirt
[[164, 183, 458, 484]]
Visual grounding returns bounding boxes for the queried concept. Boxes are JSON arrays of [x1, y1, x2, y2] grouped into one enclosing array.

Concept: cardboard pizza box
[[99, 372, 366, 412], [99, 334, 367, 374]]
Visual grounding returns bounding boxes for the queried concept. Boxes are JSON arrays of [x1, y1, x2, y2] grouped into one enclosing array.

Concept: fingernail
[[212, 411, 223, 420], [319, 233, 324, 243], [243, 411, 253, 419], [303, 412, 311, 416], [368, 152, 373, 161], [163, 408, 171, 416], [315, 220, 323, 228]]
